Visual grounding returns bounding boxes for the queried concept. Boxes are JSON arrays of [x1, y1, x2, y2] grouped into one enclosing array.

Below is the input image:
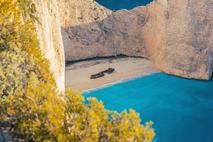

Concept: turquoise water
[[84, 73, 213, 142], [96, 0, 153, 10]]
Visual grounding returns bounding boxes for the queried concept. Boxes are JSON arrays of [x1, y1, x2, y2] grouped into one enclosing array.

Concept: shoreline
[[65, 57, 158, 92], [83, 71, 159, 93]]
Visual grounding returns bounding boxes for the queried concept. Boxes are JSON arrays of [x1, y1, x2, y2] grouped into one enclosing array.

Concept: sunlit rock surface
[[60, 0, 213, 80], [35, 0, 65, 92], [148, 0, 213, 79], [33, 0, 213, 83]]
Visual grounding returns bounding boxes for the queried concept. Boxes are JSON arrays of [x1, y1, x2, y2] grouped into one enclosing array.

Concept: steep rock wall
[[59, 0, 112, 60], [35, 0, 65, 92], [62, 8, 150, 60], [156, 0, 213, 79], [60, 0, 213, 80], [141, 0, 213, 79]]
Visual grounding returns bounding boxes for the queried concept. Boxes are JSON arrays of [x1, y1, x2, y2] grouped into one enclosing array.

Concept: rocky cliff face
[[147, 0, 213, 79], [61, 8, 150, 60], [60, 0, 213, 80], [35, 0, 65, 92], [33, 0, 213, 85], [59, 0, 112, 60], [59, 0, 112, 27]]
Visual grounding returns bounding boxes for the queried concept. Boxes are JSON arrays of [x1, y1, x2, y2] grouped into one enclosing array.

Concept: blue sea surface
[[96, 0, 153, 10], [84, 73, 213, 142]]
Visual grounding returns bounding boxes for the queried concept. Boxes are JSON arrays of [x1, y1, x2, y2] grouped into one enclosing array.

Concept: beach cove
[[65, 57, 158, 91]]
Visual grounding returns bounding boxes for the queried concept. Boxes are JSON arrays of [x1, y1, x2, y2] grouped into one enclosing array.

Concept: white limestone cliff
[[35, 0, 65, 92], [60, 0, 213, 80], [33, 0, 213, 93]]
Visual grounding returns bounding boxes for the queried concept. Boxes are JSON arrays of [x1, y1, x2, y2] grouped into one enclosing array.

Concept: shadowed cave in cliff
[[96, 0, 154, 10]]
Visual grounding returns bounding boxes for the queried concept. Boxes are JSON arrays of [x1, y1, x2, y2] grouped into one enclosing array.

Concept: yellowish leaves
[[63, 91, 155, 142], [0, 0, 155, 141], [146, 129, 155, 141]]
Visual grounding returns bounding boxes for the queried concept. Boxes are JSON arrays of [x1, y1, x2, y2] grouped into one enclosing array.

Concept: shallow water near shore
[[96, 0, 153, 10], [84, 72, 213, 142]]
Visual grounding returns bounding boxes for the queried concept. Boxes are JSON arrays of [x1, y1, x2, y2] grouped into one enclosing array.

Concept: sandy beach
[[65, 57, 158, 92]]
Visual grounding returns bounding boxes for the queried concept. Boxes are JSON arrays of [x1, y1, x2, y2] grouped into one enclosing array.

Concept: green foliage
[[0, 0, 155, 141]]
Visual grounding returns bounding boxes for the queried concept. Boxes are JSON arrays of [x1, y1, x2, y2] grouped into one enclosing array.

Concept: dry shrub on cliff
[[63, 89, 155, 142], [0, 0, 154, 141], [0, 0, 54, 97]]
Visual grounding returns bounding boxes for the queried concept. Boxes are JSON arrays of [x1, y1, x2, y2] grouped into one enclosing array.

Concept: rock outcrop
[[59, 0, 112, 27], [60, 0, 213, 80], [33, 0, 213, 86], [61, 7, 150, 60], [59, 0, 112, 61], [145, 0, 213, 79], [35, 0, 65, 92]]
